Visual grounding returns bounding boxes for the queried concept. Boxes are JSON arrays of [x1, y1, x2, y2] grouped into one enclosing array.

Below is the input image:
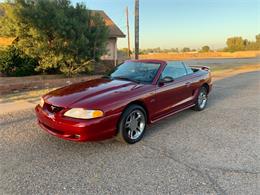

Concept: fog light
[[74, 134, 81, 139]]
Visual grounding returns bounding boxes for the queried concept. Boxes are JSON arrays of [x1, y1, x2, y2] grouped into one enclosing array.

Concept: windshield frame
[[107, 60, 164, 84]]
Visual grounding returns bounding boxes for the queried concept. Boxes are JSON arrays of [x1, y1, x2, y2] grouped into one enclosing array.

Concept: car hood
[[43, 78, 139, 108]]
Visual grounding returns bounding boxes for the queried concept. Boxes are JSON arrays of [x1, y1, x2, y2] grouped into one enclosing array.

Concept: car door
[[153, 61, 191, 119], [182, 62, 197, 102]]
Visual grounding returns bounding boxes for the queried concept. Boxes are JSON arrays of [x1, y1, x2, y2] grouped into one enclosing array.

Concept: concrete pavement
[[0, 71, 259, 194]]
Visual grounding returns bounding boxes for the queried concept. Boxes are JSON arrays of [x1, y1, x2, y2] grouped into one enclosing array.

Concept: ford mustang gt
[[35, 60, 212, 144]]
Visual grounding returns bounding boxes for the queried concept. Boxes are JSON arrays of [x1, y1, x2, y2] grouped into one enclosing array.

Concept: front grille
[[39, 121, 81, 140], [41, 122, 64, 135], [44, 103, 64, 114]]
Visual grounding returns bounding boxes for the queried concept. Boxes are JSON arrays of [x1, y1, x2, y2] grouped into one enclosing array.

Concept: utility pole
[[134, 0, 139, 59], [126, 6, 131, 58]]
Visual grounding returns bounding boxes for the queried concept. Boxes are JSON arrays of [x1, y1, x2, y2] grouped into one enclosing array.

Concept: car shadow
[[144, 71, 259, 139]]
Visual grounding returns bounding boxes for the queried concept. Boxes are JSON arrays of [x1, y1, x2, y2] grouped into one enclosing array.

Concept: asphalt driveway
[[0, 71, 259, 194]]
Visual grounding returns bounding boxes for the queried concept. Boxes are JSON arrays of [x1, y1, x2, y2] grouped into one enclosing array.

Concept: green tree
[[182, 47, 191, 52], [0, 3, 18, 37], [226, 37, 245, 51], [225, 35, 260, 51], [256, 34, 260, 43], [255, 34, 260, 50], [201, 45, 210, 52], [1, 0, 109, 76]]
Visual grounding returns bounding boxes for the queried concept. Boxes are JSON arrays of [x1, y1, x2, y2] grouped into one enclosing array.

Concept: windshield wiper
[[112, 76, 140, 84]]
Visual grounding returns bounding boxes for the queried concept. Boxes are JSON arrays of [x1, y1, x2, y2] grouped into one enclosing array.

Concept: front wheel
[[192, 86, 208, 111], [116, 105, 147, 144]]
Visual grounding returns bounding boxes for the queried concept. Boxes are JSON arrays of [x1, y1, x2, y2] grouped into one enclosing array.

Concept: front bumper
[[35, 105, 120, 142]]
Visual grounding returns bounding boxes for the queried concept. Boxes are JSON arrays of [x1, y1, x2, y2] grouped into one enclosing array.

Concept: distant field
[[182, 57, 260, 71], [139, 51, 260, 60], [1, 36, 259, 60]]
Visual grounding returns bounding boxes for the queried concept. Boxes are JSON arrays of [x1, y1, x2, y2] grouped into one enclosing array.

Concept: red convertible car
[[35, 60, 212, 144]]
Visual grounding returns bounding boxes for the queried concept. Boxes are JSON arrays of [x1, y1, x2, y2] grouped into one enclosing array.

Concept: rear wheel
[[116, 105, 147, 144], [192, 86, 208, 111]]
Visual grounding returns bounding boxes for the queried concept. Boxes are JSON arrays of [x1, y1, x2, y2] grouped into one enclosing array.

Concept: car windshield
[[108, 61, 161, 84]]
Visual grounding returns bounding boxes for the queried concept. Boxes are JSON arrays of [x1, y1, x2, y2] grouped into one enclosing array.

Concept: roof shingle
[[92, 10, 125, 38]]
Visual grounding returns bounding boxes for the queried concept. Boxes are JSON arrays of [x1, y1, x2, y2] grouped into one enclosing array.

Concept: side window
[[161, 61, 187, 79], [184, 63, 194, 74]]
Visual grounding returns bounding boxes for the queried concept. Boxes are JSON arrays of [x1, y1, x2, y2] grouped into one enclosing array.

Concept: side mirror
[[159, 76, 174, 85]]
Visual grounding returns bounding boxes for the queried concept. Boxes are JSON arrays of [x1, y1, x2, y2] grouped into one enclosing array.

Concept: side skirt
[[150, 104, 195, 124]]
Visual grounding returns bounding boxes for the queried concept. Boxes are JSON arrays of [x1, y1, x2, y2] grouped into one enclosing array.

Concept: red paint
[[35, 60, 212, 141]]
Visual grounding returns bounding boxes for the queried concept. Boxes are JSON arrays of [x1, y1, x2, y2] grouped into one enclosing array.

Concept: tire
[[116, 104, 147, 144], [192, 86, 208, 111]]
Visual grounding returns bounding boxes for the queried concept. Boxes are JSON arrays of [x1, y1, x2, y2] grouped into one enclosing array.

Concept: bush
[[201, 45, 210, 52], [59, 60, 95, 77], [0, 46, 37, 76]]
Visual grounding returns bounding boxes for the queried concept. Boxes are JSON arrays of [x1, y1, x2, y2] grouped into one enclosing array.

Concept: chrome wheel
[[125, 110, 145, 140], [198, 88, 207, 109]]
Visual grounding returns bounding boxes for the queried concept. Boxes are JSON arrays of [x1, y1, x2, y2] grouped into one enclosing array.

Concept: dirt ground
[[139, 50, 260, 60]]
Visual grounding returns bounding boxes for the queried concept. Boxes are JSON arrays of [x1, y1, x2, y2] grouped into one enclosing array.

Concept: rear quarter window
[[162, 61, 187, 79], [184, 64, 194, 74]]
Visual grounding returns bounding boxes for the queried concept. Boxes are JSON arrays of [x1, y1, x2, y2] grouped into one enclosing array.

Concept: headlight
[[64, 108, 104, 119], [39, 97, 44, 107]]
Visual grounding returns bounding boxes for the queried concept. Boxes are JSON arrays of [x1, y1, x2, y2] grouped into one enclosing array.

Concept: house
[[93, 10, 125, 66]]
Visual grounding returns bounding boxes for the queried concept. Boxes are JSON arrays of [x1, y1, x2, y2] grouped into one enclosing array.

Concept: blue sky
[[72, 0, 259, 49], [1, 0, 258, 49]]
